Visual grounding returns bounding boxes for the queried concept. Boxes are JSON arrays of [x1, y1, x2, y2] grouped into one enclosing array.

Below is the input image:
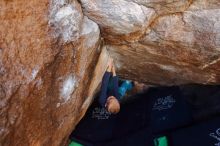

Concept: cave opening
[[68, 80, 220, 146]]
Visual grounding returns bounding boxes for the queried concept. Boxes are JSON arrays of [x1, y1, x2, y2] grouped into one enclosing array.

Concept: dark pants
[[99, 71, 119, 107]]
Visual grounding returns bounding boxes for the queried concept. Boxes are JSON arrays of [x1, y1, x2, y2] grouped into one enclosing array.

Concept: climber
[[99, 58, 120, 114]]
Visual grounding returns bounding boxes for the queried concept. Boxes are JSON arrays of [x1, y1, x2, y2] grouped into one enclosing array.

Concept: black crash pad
[[148, 86, 192, 133], [171, 116, 220, 146], [70, 92, 152, 144], [70, 86, 192, 146]]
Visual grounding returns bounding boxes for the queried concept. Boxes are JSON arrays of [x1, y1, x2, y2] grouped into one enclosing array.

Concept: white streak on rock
[[54, 6, 74, 22], [56, 103, 61, 108], [201, 57, 220, 69], [81, 96, 92, 110], [115, 61, 123, 69], [35, 78, 43, 90], [49, 0, 68, 25], [49, 0, 83, 42], [31, 68, 39, 80], [158, 64, 177, 72], [80, 17, 100, 48], [60, 75, 77, 102], [20, 67, 39, 83]]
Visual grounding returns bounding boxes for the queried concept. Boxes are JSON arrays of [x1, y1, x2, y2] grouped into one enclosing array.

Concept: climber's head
[[106, 96, 120, 114]]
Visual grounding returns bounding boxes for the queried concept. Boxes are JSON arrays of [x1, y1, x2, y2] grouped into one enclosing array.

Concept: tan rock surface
[[104, 0, 220, 85], [1, 0, 220, 145], [80, 0, 156, 42], [124, 0, 192, 14]]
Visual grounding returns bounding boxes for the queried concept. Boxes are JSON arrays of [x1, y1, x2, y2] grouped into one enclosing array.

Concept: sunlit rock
[[80, 0, 156, 42], [124, 0, 192, 14], [49, 0, 83, 43]]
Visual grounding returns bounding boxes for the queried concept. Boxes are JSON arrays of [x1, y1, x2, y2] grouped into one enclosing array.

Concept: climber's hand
[[107, 58, 113, 72], [112, 64, 116, 76]]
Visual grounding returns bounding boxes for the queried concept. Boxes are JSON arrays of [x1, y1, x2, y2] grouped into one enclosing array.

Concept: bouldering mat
[[148, 86, 192, 133], [70, 92, 152, 144], [180, 84, 220, 121], [70, 86, 193, 146], [170, 116, 220, 146]]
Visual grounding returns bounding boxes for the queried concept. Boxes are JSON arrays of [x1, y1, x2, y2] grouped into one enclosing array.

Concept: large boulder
[[80, 0, 156, 42], [0, 0, 101, 145], [104, 0, 220, 85]]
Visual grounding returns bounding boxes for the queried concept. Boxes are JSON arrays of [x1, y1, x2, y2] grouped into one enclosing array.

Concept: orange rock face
[[1, 0, 220, 145], [0, 0, 101, 145]]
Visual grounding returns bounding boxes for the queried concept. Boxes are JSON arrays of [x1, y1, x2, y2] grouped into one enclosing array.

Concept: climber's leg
[[99, 59, 113, 107], [110, 64, 120, 100]]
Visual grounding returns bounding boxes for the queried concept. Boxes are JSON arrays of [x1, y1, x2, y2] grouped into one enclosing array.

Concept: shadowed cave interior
[[68, 82, 220, 146]]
